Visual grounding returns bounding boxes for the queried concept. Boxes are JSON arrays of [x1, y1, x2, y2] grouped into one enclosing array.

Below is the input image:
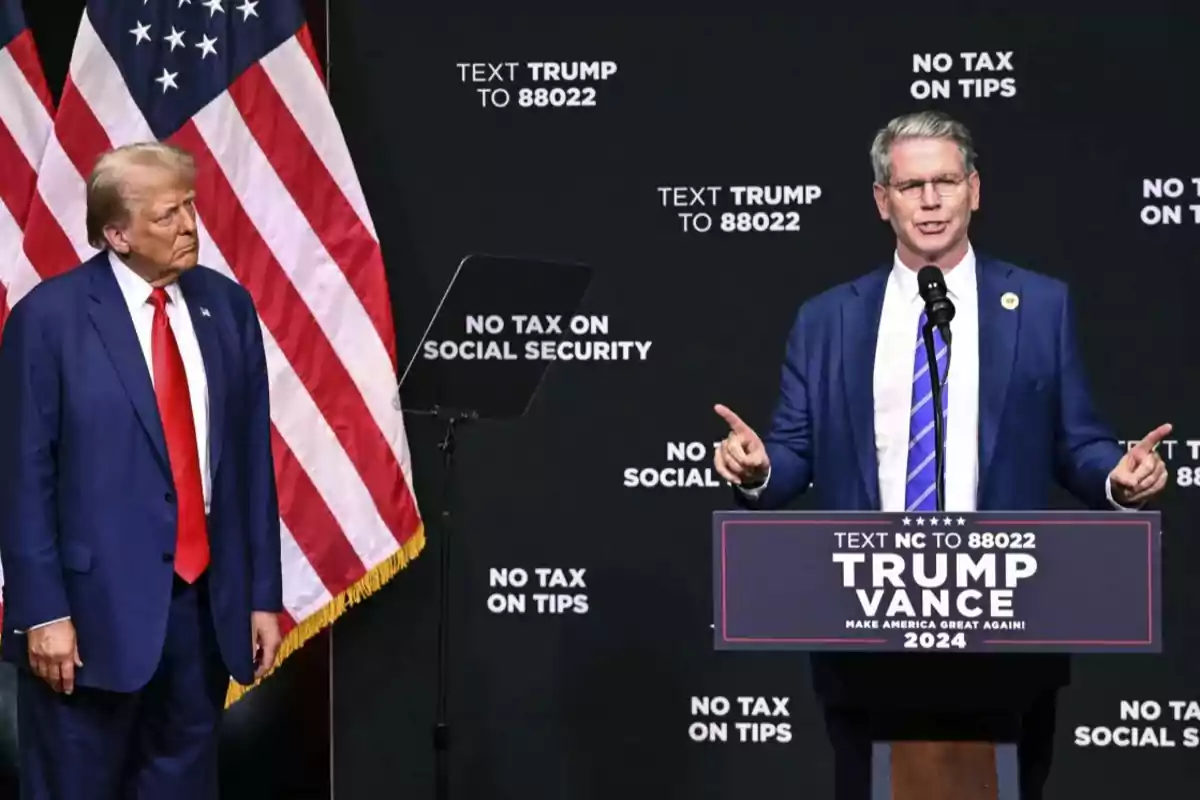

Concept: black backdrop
[[10, 3, 1200, 799]]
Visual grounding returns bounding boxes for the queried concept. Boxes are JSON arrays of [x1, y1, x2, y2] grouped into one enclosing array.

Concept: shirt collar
[[890, 241, 976, 303], [108, 249, 183, 311]]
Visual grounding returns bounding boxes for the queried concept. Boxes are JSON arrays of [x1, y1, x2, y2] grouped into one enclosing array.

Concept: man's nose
[[179, 207, 197, 234]]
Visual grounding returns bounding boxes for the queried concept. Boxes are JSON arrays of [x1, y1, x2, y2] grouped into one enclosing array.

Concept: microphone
[[917, 265, 955, 345], [916, 266, 953, 513]]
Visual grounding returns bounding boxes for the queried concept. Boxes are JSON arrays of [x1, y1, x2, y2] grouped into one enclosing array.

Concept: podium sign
[[713, 510, 1161, 654]]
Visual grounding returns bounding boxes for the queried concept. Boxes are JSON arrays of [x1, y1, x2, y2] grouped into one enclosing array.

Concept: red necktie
[[149, 287, 209, 582]]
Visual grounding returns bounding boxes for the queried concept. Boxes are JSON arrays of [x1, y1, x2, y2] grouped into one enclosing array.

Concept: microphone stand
[[921, 321, 950, 512], [431, 405, 476, 800]]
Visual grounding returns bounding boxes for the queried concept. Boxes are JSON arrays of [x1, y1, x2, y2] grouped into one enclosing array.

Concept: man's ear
[[872, 183, 891, 221], [103, 224, 130, 255]]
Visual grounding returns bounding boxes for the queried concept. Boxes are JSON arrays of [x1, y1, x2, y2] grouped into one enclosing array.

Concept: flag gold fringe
[[224, 523, 426, 708]]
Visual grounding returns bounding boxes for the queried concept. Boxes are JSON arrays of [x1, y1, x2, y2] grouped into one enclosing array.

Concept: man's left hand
[[1109, 422, 1172, 506], [251, 611, 282, 681]]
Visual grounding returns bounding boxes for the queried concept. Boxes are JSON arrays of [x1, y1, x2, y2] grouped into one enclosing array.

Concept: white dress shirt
[[739, 243, 1127, 510], [108, 250, 212, 513], [873, 246, 979, 512], [25, 254, 212, 633]]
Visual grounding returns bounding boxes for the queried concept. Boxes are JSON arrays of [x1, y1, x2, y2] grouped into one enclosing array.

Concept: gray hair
[[85, 141, 196, 250], [869, 110, 977, 184]]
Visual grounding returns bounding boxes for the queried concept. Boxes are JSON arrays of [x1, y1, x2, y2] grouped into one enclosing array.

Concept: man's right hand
[[713, 404, 770, 486], [28, 619, 82, 694]]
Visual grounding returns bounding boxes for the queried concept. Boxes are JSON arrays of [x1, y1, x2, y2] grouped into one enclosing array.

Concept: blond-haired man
[[0, 142, 283, 799]]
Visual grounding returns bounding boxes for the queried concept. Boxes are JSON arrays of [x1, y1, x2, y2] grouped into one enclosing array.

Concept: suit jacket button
[[163, 553, 173, 563], [165, 492, 175, 503]]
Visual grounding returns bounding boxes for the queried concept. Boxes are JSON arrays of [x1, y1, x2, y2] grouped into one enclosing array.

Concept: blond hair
[[85, 142, 196, 250]]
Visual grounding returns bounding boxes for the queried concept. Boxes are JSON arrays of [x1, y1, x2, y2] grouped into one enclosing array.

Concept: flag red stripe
[[170, 121, 421, 546], [0, 285, 9, 338], [270, 424, 368, 596], [227, 64, 397, 366], [279, 610, 297, 638], [22, 79, 115, 281], [294, 24, 323, 84], [6, 29, 54, 118], [21, 191, 79, 280], [53, 78, 114, 182], [0, 117, 36, 228]]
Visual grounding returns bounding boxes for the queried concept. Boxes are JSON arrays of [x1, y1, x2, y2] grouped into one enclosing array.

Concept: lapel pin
[[199, 306, 211, 317], [1000, 292, 1019, 311]]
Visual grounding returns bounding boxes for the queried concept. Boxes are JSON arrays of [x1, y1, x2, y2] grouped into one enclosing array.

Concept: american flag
[[8, 0, 424, 706], [0, 0, 53, 336]]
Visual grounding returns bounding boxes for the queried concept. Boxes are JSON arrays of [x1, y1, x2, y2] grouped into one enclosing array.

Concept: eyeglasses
[[887, 175, 969, 199]]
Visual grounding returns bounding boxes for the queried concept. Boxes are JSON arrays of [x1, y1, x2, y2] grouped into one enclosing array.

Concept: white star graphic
[[179, 0, 193, 5], [957, 516, 966, 526], [155, 69, 179, 93], [943, 516, 953, 526], [901, 516, 911, 526], [130, 21, 151, 45], [202, 0, 225, 16], [236, 0, 259, 20], [915, 516, 925, 526], [196, 34, 218, 59], [165, 27, 186, 51]]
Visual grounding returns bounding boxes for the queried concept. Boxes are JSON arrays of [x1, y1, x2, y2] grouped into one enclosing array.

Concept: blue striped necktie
[[905, 310, 949, 512]]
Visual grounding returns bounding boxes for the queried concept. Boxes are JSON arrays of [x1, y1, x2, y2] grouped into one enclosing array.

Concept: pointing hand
[[1109, 423, 1172, 506], [713, 404, 769, 486]]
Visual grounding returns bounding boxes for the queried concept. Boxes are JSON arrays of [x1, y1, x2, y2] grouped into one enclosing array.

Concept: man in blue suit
[[713, 110, 1169, 800], [0, 142, 283, 799]]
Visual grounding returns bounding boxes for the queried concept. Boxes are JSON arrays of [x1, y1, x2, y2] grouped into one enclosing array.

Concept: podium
[[712, 510, 1162, 799]]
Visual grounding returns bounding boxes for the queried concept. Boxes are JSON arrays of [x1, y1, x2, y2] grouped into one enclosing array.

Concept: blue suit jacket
[[0, 252, 283, 692], [741, 254, 1125, 708]]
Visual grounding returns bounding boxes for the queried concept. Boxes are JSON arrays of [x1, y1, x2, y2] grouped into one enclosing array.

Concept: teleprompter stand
[[397, 253, 593, 800]]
